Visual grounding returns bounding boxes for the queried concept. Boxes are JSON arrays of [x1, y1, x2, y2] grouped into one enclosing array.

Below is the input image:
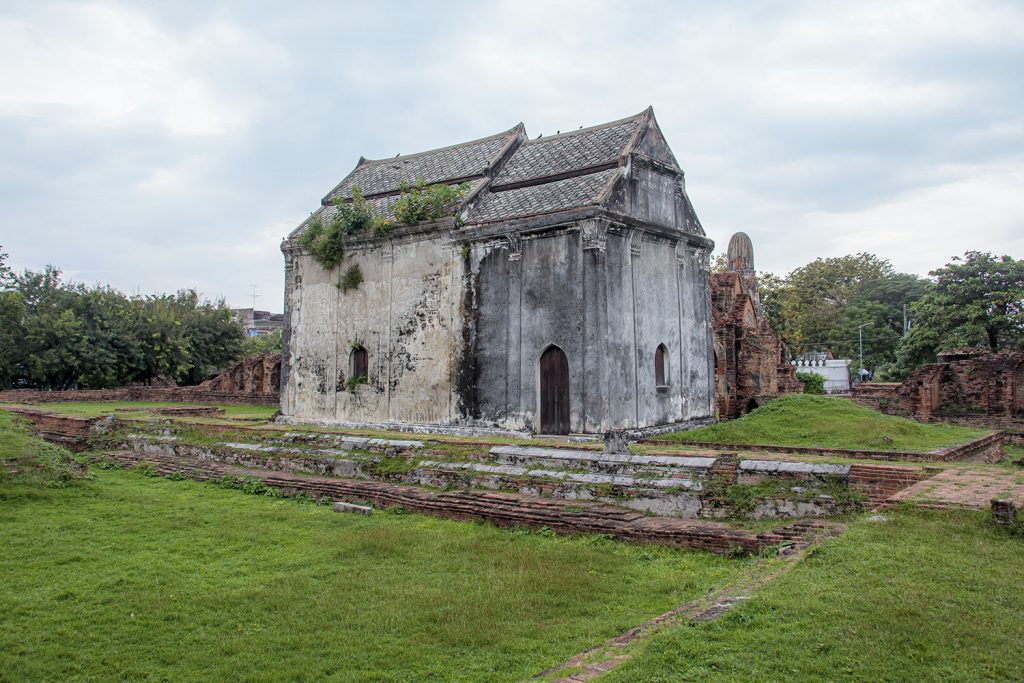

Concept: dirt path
[[528, 525, 842, 682]]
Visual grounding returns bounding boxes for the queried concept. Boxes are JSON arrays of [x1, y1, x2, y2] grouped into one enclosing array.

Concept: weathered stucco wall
[[282, 224, 466, 425], [282, 217, 714, 433], [456, 220, 713, 433]]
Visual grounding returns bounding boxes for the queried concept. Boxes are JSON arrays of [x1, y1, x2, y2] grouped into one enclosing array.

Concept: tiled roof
[[467, 168, 620, 223], [491, 115, 642, 188], [293, 107, 701, 236], [324, 128, 520, 203], [334, 179, 487, 220]]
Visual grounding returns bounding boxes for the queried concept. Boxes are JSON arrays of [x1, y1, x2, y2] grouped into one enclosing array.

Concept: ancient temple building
[[279, 108, 716, 434], [710, 232, 801, 418]]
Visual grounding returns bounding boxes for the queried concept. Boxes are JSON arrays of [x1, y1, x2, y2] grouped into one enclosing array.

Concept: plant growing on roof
[[391, 178, 470, 226], [300, 186, 384, 270]]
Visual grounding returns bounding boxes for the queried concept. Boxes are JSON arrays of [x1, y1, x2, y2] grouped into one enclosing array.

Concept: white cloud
[[0, 1, 282, 136], [787, 163, 1024, 274], [1, 0, 1022, 308]]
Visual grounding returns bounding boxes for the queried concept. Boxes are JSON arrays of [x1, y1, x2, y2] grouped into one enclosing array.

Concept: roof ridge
[[491, 161, 620, 192], [519, 107, 650, 145], [620, 106, 654, 160], [357, 123, 526, 166]]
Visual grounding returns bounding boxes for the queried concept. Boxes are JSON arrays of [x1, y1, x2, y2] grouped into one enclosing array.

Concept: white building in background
[[793, 358, 851, 394], [231, 308, 285, 338]]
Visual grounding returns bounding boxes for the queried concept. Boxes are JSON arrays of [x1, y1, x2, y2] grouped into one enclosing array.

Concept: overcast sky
[[2, 0, 1022, 310]]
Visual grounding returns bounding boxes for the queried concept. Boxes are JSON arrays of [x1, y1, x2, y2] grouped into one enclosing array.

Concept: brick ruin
[[196, 352, 281, 397], [852, 349, 1024, 430], [0, 353, 282, 407], [711, 232, 802, 419]]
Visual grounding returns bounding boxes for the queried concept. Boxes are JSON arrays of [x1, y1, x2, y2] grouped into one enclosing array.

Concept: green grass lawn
[[662, 395, 989, 452], [605, 507, 1024, 682], [0, 469, 752, 682]]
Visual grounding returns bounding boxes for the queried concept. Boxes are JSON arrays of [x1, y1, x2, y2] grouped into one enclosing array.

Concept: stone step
[[277, 432, 424, 450], [417, 459, 701, 491], [488, 445, 715, 476]]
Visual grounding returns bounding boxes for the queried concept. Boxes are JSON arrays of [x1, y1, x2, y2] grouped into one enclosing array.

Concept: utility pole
[[857, 322, 873, 383], [246, 285, 261, 337]]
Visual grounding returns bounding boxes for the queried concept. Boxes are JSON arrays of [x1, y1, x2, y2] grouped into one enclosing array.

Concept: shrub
[[338, 264, 363, 292], [345, 374, 367, 392], [796, 371, 825, 395], [300, 187, 383, 270], [391, 179, 469, 226]]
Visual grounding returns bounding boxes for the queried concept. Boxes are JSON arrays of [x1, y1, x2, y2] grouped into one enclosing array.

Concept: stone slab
[[490, 445, 715, 469], [738, 460, 850, 476], [418, 459, 699, 490], [333, 501, 373, 515]]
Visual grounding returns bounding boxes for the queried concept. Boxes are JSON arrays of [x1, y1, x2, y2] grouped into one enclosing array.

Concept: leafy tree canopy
[[0, 258, 246, 391], [760, 254, 931, 378], [892, 251, 1024, 376]]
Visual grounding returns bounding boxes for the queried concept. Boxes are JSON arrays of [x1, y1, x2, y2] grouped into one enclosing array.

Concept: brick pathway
[[530, 532, 841, 682], [888, 468, 1024, 509]]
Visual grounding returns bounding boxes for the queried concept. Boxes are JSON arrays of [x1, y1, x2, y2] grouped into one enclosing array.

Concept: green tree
[[0, 246, 13, 289], [174, 291, 243, 385], [0, 265, 245, 390], [0, 290, 26, 389], [710, 252, 729, 274], [893, 252, 1024, 376], [14, 267, 86, 390], [240, 328, 283, 357], [766, 254, 929, 377]]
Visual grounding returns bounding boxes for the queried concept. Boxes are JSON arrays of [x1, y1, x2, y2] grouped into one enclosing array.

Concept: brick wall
[[711, 272, 801, 419], [851, 352, 1024, 434], [0, 354, 281, 407]]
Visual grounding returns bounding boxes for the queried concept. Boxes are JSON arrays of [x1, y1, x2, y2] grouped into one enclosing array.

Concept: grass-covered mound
[[605, 508, 1024, 682], [0, 468, 749, 682], [662, 395, 988, 452], [0, 410, 85, 489]]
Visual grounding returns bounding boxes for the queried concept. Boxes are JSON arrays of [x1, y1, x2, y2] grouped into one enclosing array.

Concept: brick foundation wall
[[647, 432, 1003, 463], [851, 352, 1024, 429], [3, 407, 113, 451], [847, 463, 930, 506], [96, 449, 817, 555]]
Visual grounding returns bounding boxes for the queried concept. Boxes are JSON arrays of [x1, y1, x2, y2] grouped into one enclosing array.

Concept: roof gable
[[490, 110, 648, 189]]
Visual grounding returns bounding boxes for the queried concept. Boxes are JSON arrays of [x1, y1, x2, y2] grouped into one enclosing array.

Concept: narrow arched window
[[351, 347, 368, 379], [655, 344, 668, 386]]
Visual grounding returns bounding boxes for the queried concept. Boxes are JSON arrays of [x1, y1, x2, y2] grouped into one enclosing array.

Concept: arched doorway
[[539, 345, 570, 435]]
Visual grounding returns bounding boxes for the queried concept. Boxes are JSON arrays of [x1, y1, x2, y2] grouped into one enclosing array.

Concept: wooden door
[[539, 346, 570, 435]]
